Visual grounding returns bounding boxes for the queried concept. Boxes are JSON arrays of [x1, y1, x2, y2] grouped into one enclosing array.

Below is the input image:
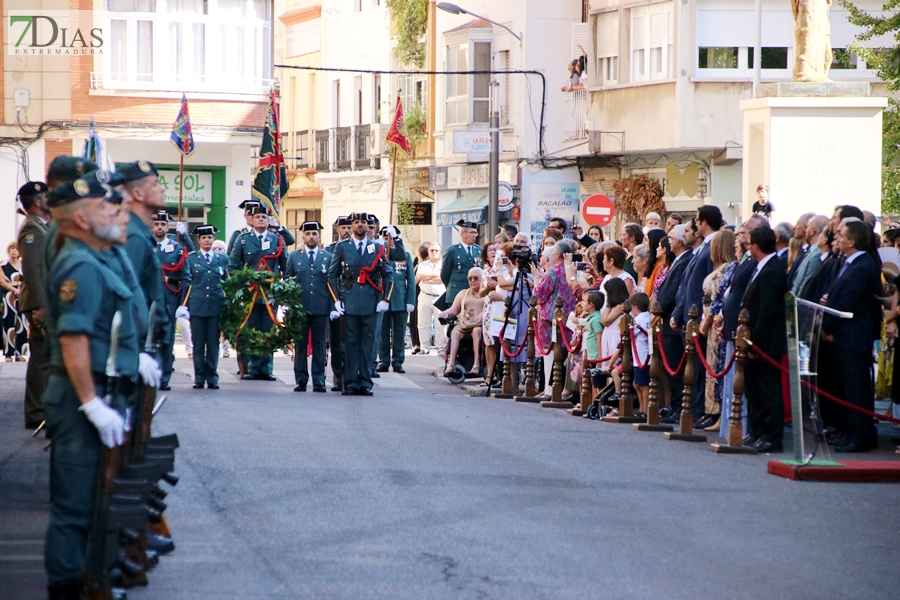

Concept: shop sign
[[402, 202, 433, 225], [453, 130, 498, 155], [529, 183, 579, 234], [158, 170, 212, 205], [498, 182, 514, 211]]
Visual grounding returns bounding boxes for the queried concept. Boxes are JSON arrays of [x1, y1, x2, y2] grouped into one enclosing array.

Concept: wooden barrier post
[[664, 305, 707, 442], [603, 300, 641, 423], [542, 297, 574, 409], [711, 309, 757, 454], [635, 301, 674, 432], [514, 296, 543, 403], [568, 349, 592, 417]]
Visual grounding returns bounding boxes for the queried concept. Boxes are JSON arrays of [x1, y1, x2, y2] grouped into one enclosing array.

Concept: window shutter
[[632, 12, 647, 51], [650, 11, 665, 48], [572, 23, 590, 59], [596, 12, 619, 58]]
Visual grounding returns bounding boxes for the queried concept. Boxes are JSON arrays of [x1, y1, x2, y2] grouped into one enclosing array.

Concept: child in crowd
[[629, 292, 651, 417], [600, 278, 629, 399], [582, 290, 606, 399], [643, 212, 662, 234]]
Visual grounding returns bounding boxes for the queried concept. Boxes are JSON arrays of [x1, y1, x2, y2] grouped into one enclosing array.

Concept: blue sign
[[436, 208, 485, 227]]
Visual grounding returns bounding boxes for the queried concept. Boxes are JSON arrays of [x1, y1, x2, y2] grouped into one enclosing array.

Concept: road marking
[[373, 373, 423, 389]]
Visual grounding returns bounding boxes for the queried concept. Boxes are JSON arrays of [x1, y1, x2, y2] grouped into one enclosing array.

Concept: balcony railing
[[563, 89, 588, 142], [314, 125, 382, 173], [283, 130, 311, 170]]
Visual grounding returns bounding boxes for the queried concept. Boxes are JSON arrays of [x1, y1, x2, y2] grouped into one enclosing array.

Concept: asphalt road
[[2, 352, 899, 600]]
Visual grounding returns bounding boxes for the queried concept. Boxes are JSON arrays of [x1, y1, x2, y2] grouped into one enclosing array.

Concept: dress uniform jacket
[[123, 216, 169, 336], [327, 238, 393, 316], [387, 251, 416, 311], [228, 225, 295, 255], [285, 247, 333, 315], [378, 250, 415, 370], [440, 242, 481, 305], [17, 214, 49, 312], [154, 237, 190, 387], [187, 250, 229, 386]]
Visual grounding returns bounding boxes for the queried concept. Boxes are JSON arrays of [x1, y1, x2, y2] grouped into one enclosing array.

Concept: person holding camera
[[531, 239, 578, 395]]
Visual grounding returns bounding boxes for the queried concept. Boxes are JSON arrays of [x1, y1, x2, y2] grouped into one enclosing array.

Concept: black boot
[[47, 579, 84, 600]]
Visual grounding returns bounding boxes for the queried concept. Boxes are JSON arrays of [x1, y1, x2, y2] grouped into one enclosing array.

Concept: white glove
[[334, 301, 345, 315], [268, 216, 278, 228], [406, 304, 415, 313], [175, 306, 190, 320], [81, 397, 125, 448], [138, 353, 162, 389], [176, 221, 187, 236], [124, 407, 132, 433], [376, 301, 390, 313], [329, 311, 342, 321], [384, 225, 400, 240]]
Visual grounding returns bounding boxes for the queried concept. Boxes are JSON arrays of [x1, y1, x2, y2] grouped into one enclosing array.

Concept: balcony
[[283, 130, 312, 170], [313, 125, 383, 173], [563, 89, 588, 142]]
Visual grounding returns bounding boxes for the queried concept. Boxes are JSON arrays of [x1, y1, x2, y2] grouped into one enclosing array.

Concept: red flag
[[386, 97, 412, 156]]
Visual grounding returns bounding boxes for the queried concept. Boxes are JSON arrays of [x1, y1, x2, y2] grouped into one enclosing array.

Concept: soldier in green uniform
[[441, 220, 482, 305], [227, 199, 295, 255], [326, 216, 352, 390], [285, 221, 332, 392], [186, 225, 228, 389], [377, 229, 415, 373], [228, 204, 288, 380], [42, 174, 161, 600], [327, 212, 392, 396], [42, 157, 99, 276], [151, 210, 191, 391], [16, 181, 51, 429]]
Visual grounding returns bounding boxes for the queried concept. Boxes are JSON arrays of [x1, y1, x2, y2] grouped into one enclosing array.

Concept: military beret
[[193, 224, 218, 236], [333, 216, 351, 226], [239, 200, 262, 210], [17, 181, 48, 198], [118, 160, 159, 183], [90, 169, 126, 187], [301, 221, 323, 232], [456, 219, 479, 230], [47, 174, 122, 207], [249, 204, 269, 216], [348, 212, 369, 223], [152, 210, 172, 223], [47, 156, 98, 183]]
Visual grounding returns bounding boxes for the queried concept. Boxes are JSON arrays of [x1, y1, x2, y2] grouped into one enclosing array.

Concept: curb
[[430, 368, 488, 397]]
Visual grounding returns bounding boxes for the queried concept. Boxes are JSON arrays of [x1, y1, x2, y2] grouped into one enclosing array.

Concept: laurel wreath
[[220, 267, 307, 356]]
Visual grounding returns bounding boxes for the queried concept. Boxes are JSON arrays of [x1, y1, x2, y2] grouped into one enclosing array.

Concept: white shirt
[[633, 311, 652, 365], [776, 247, 788, 259], [750, 252, 776, 283], [701, 230, 717, 247], [305, 247, 318, 262], [417, 260, 446, 296]]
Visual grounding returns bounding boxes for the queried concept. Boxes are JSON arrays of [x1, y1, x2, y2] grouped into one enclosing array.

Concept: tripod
[[486, 263, 532, 397]]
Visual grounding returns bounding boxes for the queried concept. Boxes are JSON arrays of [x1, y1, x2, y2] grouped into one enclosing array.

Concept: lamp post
[[437, 2, 521, 237]]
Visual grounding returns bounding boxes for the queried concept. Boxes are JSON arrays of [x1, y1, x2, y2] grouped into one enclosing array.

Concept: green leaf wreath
[[220, 267, 307, 356]]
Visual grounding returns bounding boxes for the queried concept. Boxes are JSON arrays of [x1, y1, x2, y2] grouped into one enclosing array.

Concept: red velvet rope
[[499, 323, 527, 358], [655, 330, 686, 376], [532, 318, 554, 356], [749, 342, 900, 424], [584, 356, 614, 365], [692, 335, 738, 379], [558, 320, 581, 354], [629, 328, 649, 369]]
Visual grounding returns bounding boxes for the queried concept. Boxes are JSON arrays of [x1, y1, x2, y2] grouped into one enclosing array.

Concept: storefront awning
[[436, 193, 488, 227]]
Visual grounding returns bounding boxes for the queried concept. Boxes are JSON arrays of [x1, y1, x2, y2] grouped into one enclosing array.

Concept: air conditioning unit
[[370, 123, 388, 156]]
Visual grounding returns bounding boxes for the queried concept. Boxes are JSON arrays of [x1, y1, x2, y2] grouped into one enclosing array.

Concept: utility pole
[[488, 79, 500, 237]]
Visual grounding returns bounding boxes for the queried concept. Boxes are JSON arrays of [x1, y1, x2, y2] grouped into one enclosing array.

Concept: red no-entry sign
[[581, 194, 615, 227]]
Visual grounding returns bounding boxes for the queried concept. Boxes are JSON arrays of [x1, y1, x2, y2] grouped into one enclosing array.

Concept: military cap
[[456, 219, 479, 230], [152, 210, 172, 223], [301, 221, 324, 232], [47, 175, 122, 207], [193, 224, 219, 237], [118, 160, 159, 183], [367, 214, 378, 224], [47, 156, 98, 183], [348, 212, 369, 223], [333, 215, 351, 226], [239, 199, 262, 210], [17, 181, 48, 198], [249, 204, 269, 216]]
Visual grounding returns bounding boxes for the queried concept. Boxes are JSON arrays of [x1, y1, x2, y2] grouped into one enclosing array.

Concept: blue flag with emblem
[[170, 94, 195, 157], [252, 91, 288, 220], [82, 117, 104, 166]]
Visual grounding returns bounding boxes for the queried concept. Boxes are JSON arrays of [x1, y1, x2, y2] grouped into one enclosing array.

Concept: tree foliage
[[611, 174, 666, 223], [386, 0, 427, 68], [839, 0, 900, 211]]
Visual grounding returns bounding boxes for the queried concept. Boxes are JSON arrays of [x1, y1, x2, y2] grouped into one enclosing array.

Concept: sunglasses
[[467, 276, 480, 281]]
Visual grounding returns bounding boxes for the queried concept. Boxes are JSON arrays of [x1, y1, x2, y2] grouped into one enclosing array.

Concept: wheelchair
[[585, 368, 638, 420], [439, 315, 489, 385]]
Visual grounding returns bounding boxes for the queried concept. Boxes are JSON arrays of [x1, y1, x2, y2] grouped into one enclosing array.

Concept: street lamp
[[436, 2, 522, 45]]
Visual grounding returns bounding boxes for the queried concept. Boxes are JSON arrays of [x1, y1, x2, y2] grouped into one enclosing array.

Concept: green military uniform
[[326, 215, 392, 395], [326, 216, 352, 390], [227, 214, 288, 379], [440, 240, 482, 305], [153, 219, 191, 389], [42, 178, 144, 591], [284, 222, 332, 391], [378, 245, 415, 372], [186, 226, 229, 388], [16, 181, 51, 427]]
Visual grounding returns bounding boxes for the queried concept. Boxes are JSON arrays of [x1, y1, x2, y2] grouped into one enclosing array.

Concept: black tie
[[358, 241, 364, 255], [309, 250, 315, 263]]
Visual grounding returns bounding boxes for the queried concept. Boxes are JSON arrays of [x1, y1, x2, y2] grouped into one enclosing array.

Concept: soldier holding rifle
[[42, 175, 161, 600]]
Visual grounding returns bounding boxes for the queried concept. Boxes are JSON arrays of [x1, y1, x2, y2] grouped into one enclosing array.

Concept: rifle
[[132, 301, 161, 464]]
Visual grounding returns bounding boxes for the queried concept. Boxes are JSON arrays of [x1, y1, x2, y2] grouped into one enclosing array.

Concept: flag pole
[[388, 145, 397, 224], [178, 154, 184, 222]]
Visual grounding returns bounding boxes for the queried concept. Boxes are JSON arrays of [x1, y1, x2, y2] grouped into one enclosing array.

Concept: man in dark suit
[[672, 206, 722, 426], [741, 226, 788, 452], [821, 220, 882, 452], [773, 222, 793, 270], [656, 223, 693, 422], [786, 213, 814, 287], [228, 204, 288, 380]]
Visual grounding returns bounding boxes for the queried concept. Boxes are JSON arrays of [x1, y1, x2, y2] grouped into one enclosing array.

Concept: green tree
[[386, 0, 428, 68], [839, 0, 900, 211]]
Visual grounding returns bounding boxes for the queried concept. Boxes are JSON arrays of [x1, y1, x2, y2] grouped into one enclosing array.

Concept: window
[[631, 2, 673, 82], [829, 48, 858, 70], [699, 47, 738, 69], [747, 47, 789, 69], [595, 11, 619, 85], [334, 80, 341, 127], [103, 0, 271, 93], [445, 38, 492, 126]]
